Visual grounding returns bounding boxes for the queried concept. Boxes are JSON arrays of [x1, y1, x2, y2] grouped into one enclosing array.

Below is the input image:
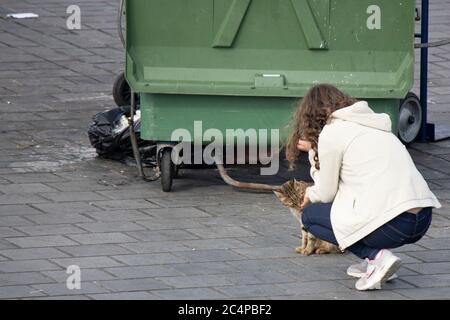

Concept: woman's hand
[[300, 195, 311, 210], [297, 139, 312, 152]]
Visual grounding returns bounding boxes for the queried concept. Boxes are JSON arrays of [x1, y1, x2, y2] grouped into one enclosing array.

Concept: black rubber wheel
[[160, 148, 174, 192], [398, 92, 422, 145], [173, 165, 180, 179], [113, 72, 131, 107]]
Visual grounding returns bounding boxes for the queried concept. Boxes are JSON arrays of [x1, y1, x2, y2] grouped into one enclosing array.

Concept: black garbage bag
[[88, 106, 156, 165]]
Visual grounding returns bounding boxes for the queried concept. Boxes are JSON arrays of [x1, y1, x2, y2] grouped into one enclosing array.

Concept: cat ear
[[273, 190, 284, 201]]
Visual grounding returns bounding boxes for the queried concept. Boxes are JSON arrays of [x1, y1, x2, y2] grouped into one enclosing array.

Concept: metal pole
[[129, 91, 144, 178], [419, 0, 429, 142]]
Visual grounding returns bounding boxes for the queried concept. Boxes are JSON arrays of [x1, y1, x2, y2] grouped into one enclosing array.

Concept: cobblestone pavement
[[0, 0, 449, 300]]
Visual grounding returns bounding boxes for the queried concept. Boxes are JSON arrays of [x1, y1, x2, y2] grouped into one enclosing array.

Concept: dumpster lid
[[125, 0, 414, 99]]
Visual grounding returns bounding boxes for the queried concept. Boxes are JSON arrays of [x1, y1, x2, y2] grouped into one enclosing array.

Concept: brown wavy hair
[[285, 84, 357, 170]]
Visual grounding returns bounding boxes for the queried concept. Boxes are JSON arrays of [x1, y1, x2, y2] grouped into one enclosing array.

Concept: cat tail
[[215, 161, 281, 192]]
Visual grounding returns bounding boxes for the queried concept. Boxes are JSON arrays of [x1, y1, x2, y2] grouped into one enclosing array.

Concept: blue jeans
[[301, 203, 432, 260]]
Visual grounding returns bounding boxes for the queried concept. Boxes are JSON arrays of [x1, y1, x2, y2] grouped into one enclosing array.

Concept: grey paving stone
[[394, 287, 450, 300], [216, 284, 288, 298], [395, 252, 423, 264], [5, 235, 78, 248], [45, 180, 118, 192], [396, 267, 421, 277], [92, 199, 160, 210], [126, 230, 199, 242], [434, 180, 450, 189], [433, 189, 450, 200], [76, 221, 147, 233], [0, 239, 18, 250], [0, 248, 69, 260], [120, 241, 191, 254], [406, 249, 450, 262], [418, 238, 450, 250], [181, 239, 252, 251], [84, 210, 153, 222], [67, 232, 138, 245], [0, 183, 58, 194], [2, 173, 67, 183], [232, 246, 298, 259], [32, 282, 109, 296], [170, 262, 239, 276], [31, 202, 101, 214], [0, 194, 48, 205], [19, 212, 93, 225], [402, 274, 450, 288], [0, 259, 60, 273], [424, 227, 450, 238], [142, 207, 212, 218], [225, 258, 308, 275], [186, 226, 258, 239], [96, 189, 168, 200], [50, 256, 123, 269], [153, 288, 228, 300], [222, 271, 295, 285], [272, 290, 408, 300], [112, 253, 187, 266], [39, 191, 107, 202], [0, 227, 26, 237], [275, 280, 352, 296], [199, 204, 270, 216], [148, 197, 227, 208], [42, 269, 116, 282], [404, 262, 450, 275], [26, 295, 92, 300], [0, 285, 46, 299], [58, 244, 132, 257], [136, 218, 205, 230], [158, 274, 231, 289], [106, 265, 183, 279], [89, 291, 158, 300], [0, 272, 54, 286], [172, 249, 246, 263], [99, 278, 169, 292], [391, 243, 427, 252], [15, 224, 87, 236], [237, 236, 289, 247]]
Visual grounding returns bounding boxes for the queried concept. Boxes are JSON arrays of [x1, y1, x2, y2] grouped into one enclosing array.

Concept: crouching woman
[[286, 84, 441, 291]]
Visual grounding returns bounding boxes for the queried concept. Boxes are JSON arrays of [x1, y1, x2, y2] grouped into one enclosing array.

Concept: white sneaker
[[347, 259, 398, 281], [355, 250, 402, 291]]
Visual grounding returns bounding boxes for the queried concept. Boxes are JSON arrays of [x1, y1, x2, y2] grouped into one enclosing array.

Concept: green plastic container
[[125, 0, 415, 142]]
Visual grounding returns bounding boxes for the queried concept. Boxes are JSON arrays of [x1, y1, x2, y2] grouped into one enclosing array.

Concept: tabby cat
[[215, 162, 342, 255], [273, 179, 342, 255]]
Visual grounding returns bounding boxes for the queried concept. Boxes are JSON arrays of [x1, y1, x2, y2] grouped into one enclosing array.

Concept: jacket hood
[[331, 101, 392, 132]]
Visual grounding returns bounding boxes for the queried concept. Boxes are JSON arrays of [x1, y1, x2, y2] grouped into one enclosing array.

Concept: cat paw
[[296, 247, 314, 256], [314, 248, 329, 255], [294, 246, 305, 254]]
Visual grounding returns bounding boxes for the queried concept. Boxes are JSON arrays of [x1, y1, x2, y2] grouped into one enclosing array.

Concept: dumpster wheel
[[113, 72, 131, 107], [160, 148, 175, 192], [398, 92, 422, 144]]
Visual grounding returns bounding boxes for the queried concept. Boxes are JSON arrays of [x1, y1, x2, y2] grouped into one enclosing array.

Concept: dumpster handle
[[415, 38, 450, 48]]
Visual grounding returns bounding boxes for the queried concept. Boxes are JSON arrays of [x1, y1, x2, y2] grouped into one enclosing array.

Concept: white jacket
[[305, 101, 441, 249]]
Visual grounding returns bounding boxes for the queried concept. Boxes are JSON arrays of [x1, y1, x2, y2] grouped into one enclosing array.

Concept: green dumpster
[[124, 0, 416, 190]]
